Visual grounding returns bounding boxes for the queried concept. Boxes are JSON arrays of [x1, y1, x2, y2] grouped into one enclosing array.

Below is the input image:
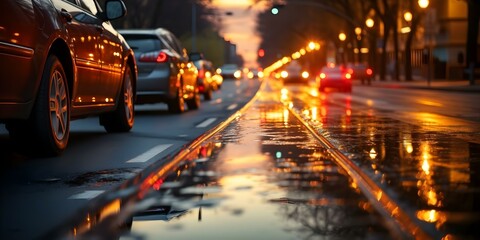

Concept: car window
[[121, 34, 163, 53], [79, 0, 99, 15]]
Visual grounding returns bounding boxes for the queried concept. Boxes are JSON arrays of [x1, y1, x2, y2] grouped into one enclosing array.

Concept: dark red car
[[319, 65, 352, 93], [0, 0, 137, 156]]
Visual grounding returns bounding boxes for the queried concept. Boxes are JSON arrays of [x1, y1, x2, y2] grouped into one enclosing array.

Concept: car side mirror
[[105, 0, 127, 21]]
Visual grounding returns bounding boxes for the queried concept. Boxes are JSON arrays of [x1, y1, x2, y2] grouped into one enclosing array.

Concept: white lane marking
[[126, 144, 172, 163], [227, 104, 238, 110], [196, 118, 217, 128], [69, 190, 104, 200], [211, 99, 223, 105]]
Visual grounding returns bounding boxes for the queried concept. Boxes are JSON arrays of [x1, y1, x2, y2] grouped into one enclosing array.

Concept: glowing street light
[[355, 27, 362, 35], [365, 18, 374, 28], [418, 0, 429, 9], [404, 11, 413, 22], [338, 33, 346, 41]]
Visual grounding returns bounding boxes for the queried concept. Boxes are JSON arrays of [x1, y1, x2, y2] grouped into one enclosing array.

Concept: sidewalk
[[356, 79, 480, 93]]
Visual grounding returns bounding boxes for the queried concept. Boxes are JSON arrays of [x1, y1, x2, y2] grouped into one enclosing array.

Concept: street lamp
[[404, 11, 413, 22], [365, 18, 374, 28], [338, 33, 346, 42], [418, 0, 429, 9]]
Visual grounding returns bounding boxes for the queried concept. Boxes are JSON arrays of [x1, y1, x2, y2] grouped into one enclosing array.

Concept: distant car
[[281, 60, 309, 83], [192, 59, 216, 100], [346, 63, 374, 85], [119, 28, 200, 113], [318, 65, 352, 92], [218, 64, 242, 79], [0, 0, 136, 156], [211, 71, 224, 89]]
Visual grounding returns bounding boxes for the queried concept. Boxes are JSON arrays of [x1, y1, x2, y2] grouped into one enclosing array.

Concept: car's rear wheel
[[168, 86, 185, 114], [7, 55, 70, 156], [100, 65, 135, 132], [186, 87, 200, 110]]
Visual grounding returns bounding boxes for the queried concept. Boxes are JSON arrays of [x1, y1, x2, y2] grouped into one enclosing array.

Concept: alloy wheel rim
[[49, 70, 68, 141], [124, 71, 134, 124]]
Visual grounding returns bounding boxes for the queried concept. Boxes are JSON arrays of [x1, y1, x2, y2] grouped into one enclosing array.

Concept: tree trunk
[[405, 15, 420, 81], [466, 0, 480, 66]]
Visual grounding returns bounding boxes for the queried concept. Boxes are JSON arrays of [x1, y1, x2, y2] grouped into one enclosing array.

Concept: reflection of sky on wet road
[[282, 82, 480, 239], [123, 85, 393, 239]]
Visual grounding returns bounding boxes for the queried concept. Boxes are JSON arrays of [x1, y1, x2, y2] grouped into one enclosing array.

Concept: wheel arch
[[48, 39, 74, 100]]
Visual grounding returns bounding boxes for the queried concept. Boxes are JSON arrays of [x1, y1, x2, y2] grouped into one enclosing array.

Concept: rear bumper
[[320, 79, 351, 88]]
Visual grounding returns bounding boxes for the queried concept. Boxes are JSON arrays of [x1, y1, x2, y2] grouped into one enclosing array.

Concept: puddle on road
[[110, 103, 394, 239], [288, 88, 480, 239]]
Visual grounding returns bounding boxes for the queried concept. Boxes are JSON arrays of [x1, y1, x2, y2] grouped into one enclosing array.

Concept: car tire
[[9, 55, 71, 156], [186, 87, 200, 110], [168, 86, 185, 114], [100, 64, 135, 132]]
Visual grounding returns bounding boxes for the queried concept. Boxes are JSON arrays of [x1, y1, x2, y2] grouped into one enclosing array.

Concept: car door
[[98, 21, 124, 103], [56, 0, 106, 107]]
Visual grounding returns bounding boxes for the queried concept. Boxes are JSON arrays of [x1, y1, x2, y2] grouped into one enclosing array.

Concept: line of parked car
[[0, 0, 225, 156]]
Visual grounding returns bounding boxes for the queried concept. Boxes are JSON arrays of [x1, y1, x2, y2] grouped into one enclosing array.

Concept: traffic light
[[270, 4, 285, 15]]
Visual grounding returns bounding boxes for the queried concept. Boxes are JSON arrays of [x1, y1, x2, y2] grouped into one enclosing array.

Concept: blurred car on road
[[218, 63, 242, 80], [281, 60, 310, 84], [0, 0, 136, 156], [118, 28, 200, 113], [318, 65, 352, 92], [346, 63, 374, 85], [211, 72, 224, 89], [192, 59, 216, 101]]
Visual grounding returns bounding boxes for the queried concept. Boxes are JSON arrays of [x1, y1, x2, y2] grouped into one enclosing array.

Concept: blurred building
[[389, 0, 479, 80]]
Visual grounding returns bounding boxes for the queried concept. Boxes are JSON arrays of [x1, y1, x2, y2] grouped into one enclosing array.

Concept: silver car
[[118, 28, 200, 113]]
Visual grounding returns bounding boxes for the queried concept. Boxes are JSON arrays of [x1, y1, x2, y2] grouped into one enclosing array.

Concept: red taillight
[[198, 69, 205, 79], [139, 51, 168, 63], [366, 68, 373, 75]]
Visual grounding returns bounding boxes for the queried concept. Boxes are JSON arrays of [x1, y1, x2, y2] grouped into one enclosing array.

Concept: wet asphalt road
[[4, 77, 480, 240]]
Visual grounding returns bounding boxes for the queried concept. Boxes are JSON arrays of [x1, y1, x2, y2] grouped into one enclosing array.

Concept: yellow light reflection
[[416, 209, 443, 223], [283, 109, 289, 124], [311, 107, 318, 121], [421, 158, 430, 175], [99, 199, 120, 221], [417, 99, 443, 107], [369, 148, 377, 159]]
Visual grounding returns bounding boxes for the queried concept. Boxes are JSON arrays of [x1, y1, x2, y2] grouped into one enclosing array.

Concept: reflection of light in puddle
[[416, 209, 445, 224], [369, 148, 377, 159]]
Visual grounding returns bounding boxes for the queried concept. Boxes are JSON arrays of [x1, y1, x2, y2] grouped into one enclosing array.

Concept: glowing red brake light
[[139, 51, 169, 63], [198, 69, 205, 78], [366, 68, 373, 75], [156, 52, 168, 62]]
